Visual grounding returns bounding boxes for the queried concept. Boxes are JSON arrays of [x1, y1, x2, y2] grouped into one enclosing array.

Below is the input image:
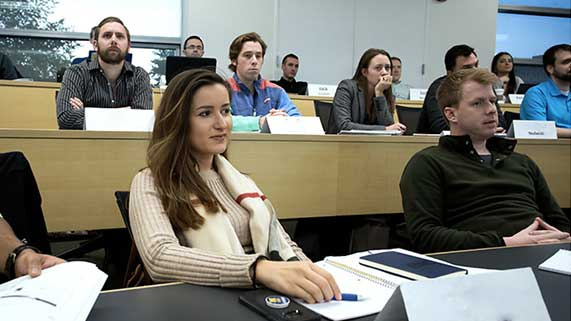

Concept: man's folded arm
[[56, 68, 85, 129]]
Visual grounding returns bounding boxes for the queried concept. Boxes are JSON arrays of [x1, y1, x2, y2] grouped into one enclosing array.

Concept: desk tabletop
[[433, 243, 571, 321], [87, 243, 570, 321]]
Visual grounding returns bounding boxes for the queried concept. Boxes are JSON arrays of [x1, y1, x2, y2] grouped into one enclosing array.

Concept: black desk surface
[[433, 243, 570, 321], [87, 243, 570, 321]]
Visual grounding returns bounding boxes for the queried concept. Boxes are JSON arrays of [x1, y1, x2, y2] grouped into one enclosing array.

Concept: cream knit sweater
[[129, 168, 307, 288]]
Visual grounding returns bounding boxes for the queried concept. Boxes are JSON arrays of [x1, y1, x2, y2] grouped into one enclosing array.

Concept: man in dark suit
[[0, 52, 23, 80], [271, 53, 308, 95]]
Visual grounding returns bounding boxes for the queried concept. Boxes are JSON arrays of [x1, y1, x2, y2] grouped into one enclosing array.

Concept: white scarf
[[181, 155, 297, 261]]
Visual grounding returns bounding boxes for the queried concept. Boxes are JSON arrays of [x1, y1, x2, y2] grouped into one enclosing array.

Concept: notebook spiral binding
[[325, 258, 398, 289]]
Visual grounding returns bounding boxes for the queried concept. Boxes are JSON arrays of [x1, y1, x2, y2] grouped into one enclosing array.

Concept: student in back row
[[271, 53, 308, 95], [520, 44, 571, 138], [401, 68, 570, 253], [390, 56, 412, 100], [329, 48, 406, 134], [56, 16, 152, 130], [129, 69, 340, 303], [227, 32, 300, 131], [417, 44, 505, 134], [0, 52, 23, 80], [183, 35, 204, 58], [491, 51, 524, 102]]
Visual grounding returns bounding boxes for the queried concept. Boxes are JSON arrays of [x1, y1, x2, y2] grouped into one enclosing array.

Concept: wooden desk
[[86, 243, 570, 321], [1, 129, 569, 232], [0, 80, 521, 129], [289, 94, 332, 116], [288, 94, 521, 124], [0, 80, 163, 129]]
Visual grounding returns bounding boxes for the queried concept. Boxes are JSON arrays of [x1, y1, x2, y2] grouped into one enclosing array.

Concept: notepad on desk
[[296, 248, 484, 321], [0, 261, 107, 321], [338, 129, 402, 135], [359, 250, 467, 280], [539, 249, 571, 275]]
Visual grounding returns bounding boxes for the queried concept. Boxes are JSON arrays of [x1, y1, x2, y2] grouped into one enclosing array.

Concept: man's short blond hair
[[437, 68, 497, 111]]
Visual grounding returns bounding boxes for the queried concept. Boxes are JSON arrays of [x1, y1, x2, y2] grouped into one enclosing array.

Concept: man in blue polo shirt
[[227, 32, 300, 131], [520, 44, 571, 138]]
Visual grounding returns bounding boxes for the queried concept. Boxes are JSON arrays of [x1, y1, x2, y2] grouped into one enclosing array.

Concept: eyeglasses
[[185, 45, 203, 51]]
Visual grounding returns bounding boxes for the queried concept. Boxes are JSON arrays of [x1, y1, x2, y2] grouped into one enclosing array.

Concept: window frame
[[0, 29, 181, 51], [496, 3, 570, 65], [498, 5, 571, 18]]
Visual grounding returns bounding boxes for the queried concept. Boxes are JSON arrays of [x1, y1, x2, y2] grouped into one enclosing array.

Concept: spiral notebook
[[297, 248, 491, 321], [296, 249, 411, 321]]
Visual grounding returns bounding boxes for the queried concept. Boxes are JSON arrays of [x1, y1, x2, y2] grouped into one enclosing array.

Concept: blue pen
[[333, 293, 368, 301]]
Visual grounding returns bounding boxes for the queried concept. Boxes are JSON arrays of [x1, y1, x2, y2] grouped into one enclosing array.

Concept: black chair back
[[396, 105, 422, 136], [114, 191, 153, 287], [314, 100, 333, 133], [503, 111, 520, 131], [114, 191, 132, 237]]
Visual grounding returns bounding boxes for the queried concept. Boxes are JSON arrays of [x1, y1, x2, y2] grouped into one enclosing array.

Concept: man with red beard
[[400, 68, 570, 253], [57, 16, 152, 129]]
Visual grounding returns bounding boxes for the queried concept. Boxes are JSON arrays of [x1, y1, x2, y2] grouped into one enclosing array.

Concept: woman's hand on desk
[[255, 260, 341, 303], [503, 217, 570, 246], [386, 122, 406, 132], [69, 97, 84, 110]]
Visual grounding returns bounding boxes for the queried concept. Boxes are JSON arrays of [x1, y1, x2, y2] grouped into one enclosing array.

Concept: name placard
[[507, 120, 557, 139], [261, 116, 324, 135], [85, 107, 155, 132], [375, 268, 551, 321], [409, 88, 427, 101], [508, 94, 525, 104], [307, 84, 337, 97]]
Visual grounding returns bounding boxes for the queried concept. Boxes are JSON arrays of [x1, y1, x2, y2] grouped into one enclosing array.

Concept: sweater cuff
[[220, 253, 263, 287]]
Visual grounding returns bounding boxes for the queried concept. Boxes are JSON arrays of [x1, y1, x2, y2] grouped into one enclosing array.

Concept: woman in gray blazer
[[330, 48, 406, 134]]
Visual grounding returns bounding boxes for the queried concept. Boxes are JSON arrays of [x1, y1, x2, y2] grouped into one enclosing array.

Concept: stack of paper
[[338, 130, 402, 136], [0, 261, 107, 321], [85, 107, 155, 131], [297, 248, 492, 321], [539, 249, 571, 275]]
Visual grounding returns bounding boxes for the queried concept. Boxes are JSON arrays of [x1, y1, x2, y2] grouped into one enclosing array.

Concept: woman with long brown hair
[[129, 69, 340, 303], [491, 51, 524, 103], [329, 48, 406, 134]]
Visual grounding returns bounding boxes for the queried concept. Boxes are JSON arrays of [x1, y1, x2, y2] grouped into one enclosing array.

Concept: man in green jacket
[[400, 68, 570, 253]]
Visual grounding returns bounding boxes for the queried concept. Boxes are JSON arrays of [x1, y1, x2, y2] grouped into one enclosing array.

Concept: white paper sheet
[[297, 248, 496, 321], [0, 261, 107, 321], [539, 249, 571, 275], [85, 107, 155, 131]]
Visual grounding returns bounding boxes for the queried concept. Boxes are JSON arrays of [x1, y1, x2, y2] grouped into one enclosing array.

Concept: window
[[496, 1, 570, 82], [496, 13, 571, 59], [0, 0, 181, 84]]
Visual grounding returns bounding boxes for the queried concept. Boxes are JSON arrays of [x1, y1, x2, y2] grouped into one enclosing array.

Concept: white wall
[[182, 0, 498, 88], [423, 0, 498, 85], [182, 0, 278, 79], [276, 0, 355, 85], [353, 0, 427, 88]]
